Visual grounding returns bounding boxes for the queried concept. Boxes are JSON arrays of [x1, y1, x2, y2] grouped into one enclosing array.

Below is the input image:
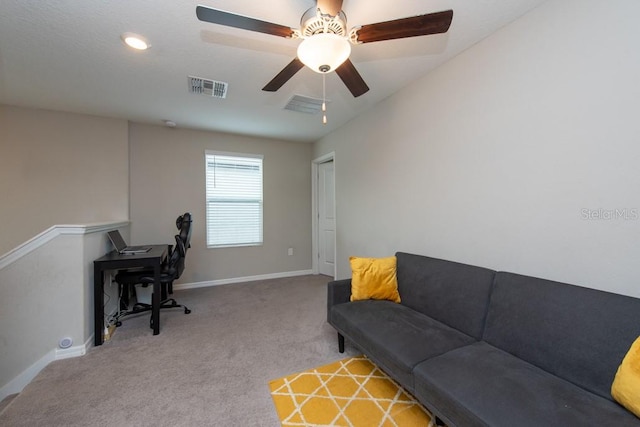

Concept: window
[[205, 151, 263, 248]]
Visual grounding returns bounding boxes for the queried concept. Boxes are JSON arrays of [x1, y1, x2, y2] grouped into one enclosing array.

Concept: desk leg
[[94, 264, 104, 346], [152, 261, 161, 335]]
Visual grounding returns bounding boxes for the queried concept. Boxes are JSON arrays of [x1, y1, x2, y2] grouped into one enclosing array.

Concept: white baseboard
[[0, 350, 55, 402], [55, 335, 91, 360], [174, 269, 315, 291], [0, 336, 92, 402]]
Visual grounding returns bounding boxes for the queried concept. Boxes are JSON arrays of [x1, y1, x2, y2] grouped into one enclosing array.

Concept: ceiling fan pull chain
[[322, 73, 327, 125]]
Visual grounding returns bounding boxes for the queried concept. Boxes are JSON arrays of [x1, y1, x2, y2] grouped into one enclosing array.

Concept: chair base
[[113, 299, 191, 328]]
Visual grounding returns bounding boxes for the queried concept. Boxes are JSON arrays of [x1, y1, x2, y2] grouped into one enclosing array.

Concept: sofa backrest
[[395, 252, 496, 340], [483, 272, 640, 401]]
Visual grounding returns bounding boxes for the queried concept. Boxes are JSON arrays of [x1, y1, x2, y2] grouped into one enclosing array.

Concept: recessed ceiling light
[[121, 33, 150, 50]]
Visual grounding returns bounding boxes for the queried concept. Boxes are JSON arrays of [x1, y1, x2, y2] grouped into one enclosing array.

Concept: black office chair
[[176, 212, 191, 238], [117, 212, 193, 308], [114, 234, 191, 327], [171, 212, 192, 294], [180, 212, 193, 249]]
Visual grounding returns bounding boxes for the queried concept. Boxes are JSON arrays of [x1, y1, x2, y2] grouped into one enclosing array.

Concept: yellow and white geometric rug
[[269, 355, 432, 427]]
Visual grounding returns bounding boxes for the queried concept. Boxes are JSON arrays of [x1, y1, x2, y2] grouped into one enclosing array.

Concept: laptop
[[107, 230, 151, 254]]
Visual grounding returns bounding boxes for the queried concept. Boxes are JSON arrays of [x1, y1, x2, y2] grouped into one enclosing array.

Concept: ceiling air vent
[[188, 76, 228, 99], [284, 94, 329, 114]]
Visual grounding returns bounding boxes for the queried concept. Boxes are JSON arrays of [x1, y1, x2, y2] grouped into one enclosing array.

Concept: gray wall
[[0, 104, 129, 254], [0, 108, 312, 397], [0, 105, 130, 397], [313, 0, 640, 297], [128, 123, 313, 284]]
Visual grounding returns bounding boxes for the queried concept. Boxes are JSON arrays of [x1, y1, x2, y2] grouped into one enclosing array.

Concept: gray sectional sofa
[[327, 252, 640, 426]]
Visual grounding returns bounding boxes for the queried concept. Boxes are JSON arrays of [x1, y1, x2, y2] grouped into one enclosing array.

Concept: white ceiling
[[0, 0, 547, 143]]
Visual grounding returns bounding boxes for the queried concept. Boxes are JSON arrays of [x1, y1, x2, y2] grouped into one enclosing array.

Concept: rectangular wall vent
[[188, 76, 228, 99], [284, 95, 328, 114]]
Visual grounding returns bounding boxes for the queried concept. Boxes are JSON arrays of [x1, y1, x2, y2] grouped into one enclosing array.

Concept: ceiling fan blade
[[262, 58, 305, 92], [196, 5, 295, 38], [316, 0, 343, 17], [354, 10, 453, 44], [335, 59, 369, 97]]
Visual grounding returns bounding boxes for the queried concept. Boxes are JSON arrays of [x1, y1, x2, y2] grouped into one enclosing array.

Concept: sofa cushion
[[349, 256, 401, 303], [395, 252, 496, 340], [330, 300, 476, 392], [483, 272, 640, 401], [413, 342, 640, 427]]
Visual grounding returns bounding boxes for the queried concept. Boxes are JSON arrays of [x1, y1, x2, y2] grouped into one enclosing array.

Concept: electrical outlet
[[288, 247, 293, 256]]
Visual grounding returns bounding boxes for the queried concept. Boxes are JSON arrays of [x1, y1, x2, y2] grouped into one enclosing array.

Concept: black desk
[[93, 245, 168, 346]]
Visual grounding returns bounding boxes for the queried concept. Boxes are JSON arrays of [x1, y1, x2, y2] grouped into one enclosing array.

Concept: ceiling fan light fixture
[[297, 33, 351, 73]]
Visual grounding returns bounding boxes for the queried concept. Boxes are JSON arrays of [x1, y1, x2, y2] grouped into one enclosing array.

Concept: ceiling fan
[[196, 1, 453, 98]]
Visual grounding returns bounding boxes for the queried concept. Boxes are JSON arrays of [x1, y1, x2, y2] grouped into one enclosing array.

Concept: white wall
[[0, 223, 125, 400], [1, 234, 84, 388], [128, 123, 313, 284], [313, 0, 640, 297]]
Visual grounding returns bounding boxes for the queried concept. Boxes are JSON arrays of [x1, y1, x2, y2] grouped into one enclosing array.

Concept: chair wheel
[[115, 321, 122, 327], [184, 308, 191, 314]]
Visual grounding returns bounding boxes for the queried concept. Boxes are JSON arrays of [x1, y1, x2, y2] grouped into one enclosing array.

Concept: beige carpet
[[270, 355, 431, 426], [0, 275, 360, 426]]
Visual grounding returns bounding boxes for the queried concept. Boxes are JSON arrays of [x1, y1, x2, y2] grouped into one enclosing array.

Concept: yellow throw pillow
[[349, 256, 401, 303], [611, 336, 640, 418]]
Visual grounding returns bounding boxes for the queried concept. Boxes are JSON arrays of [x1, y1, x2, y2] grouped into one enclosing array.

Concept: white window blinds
[[205, 152, 263, 248]]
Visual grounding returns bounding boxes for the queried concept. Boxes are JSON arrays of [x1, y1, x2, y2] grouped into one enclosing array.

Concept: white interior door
[[318, 161, 336, 276]]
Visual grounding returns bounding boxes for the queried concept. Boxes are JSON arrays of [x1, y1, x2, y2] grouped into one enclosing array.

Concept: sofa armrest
[[327, 278, 352, 321]]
